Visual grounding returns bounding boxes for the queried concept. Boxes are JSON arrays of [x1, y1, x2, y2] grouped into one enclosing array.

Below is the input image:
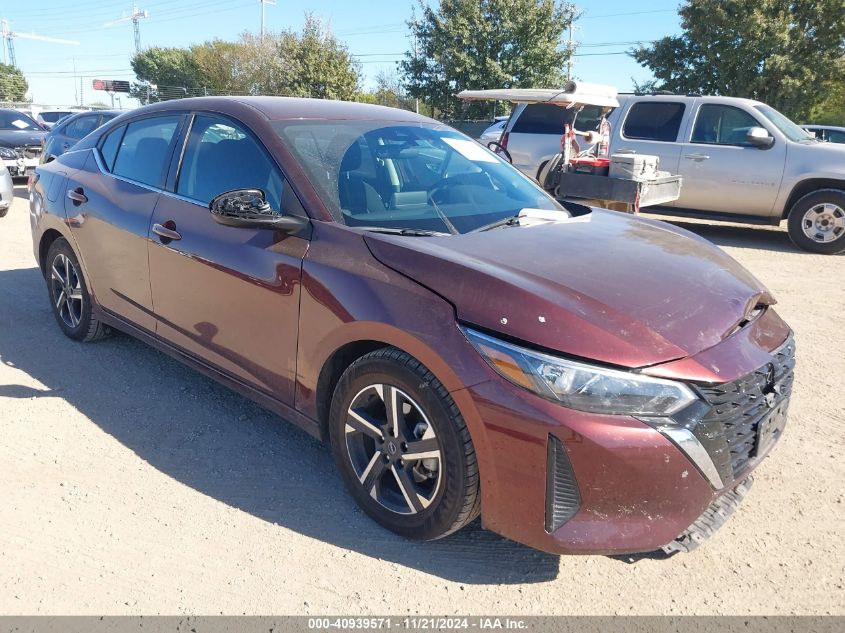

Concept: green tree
[[0, 63, 28, 101], [401, 0, 576, 119], [809, 59, 845, 124], [130, 46, 203, 102], [632, 0, 845, 120], [258, 14, 361, 99]]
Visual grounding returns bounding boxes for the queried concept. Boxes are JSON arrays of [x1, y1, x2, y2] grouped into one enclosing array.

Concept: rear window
[[511, 104, 569, 135], [622, 102, 686, 142], [503, 104, 608, 136], [111, 116, 181, 188]]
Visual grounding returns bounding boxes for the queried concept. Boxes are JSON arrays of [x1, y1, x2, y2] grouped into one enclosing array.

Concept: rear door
[[147, 113, 307, 404], [676, 102, 786, 216], [65, 114, 185, 331], [614, 100, 689, 204]]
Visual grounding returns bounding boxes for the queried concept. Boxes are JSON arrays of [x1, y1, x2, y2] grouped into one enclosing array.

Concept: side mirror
[[209, 189, 309, 233], [486, 140, 512, 163], [746, 127, 774, 148]]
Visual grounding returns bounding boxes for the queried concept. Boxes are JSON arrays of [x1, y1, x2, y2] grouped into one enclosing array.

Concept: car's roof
[[617, 94, 765, 107], [139, 96, 435, 123]]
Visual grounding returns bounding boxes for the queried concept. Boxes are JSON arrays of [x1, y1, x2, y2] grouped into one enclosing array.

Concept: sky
[[2, 0, 683, 107]]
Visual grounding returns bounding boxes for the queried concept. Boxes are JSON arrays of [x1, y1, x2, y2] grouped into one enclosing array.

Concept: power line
[[581, 9, 675, 20]]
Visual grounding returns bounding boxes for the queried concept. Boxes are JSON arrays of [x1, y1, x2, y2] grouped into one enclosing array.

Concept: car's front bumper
[[3, 156, 39, 178], [453, 309, 793, 555]]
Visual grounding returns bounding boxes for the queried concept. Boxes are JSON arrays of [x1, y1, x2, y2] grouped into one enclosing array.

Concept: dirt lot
[[0, 186, 843, 615]]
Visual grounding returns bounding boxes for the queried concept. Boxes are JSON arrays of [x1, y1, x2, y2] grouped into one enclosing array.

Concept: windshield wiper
[[355, 226, 451, 237], [470, 215, 521, 233]]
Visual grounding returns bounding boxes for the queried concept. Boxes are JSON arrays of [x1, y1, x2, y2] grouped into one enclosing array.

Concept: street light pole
[[260, 0, 276, 41]]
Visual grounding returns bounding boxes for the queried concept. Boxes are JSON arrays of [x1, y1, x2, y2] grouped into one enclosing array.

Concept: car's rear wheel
[[45, 238, 110, 342], [329, 348, 480, 540], [787, 189, 845, 254]]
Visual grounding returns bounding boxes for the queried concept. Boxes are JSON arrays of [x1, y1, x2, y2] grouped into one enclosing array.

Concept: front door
[[676, 103, 787, 217], [147, 114, 307, 403]]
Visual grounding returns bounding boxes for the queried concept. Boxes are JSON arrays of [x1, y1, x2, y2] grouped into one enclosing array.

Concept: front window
[[274, 121, 564, 234], [754, 105, 816, 142], [691, 104, 762, 146]]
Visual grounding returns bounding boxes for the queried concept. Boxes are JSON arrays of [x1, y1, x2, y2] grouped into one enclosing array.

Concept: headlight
[[462, 327, 697, 417], [0, 147, 17, 160]]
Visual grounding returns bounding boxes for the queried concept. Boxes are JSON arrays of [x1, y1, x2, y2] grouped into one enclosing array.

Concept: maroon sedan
[[29, 97, 794, 555]]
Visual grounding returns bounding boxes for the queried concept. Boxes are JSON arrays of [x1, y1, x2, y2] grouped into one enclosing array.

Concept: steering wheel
[[486, 141, 512, 164]]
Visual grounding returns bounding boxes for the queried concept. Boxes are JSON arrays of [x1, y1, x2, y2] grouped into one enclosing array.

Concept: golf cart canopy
[[456, 82, 620, 108]]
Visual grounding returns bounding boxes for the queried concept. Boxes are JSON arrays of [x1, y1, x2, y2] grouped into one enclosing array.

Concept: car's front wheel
[[329, 348, 480, 540], [787, 189, 845, 254], [45, 238, 111, 342]]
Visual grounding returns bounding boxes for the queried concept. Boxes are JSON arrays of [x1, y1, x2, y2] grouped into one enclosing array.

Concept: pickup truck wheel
[[787, 189, 845, 254]]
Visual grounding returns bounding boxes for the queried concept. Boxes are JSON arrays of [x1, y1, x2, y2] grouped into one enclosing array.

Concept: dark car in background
[[41, 110, 123, 164], [0, 109, 46, 178], [29, 97, 794, 555]]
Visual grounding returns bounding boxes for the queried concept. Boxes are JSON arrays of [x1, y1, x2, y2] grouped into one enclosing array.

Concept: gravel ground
[[0, 187, 843, 615]]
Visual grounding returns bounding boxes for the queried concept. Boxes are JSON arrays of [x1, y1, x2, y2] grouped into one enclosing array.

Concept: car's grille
[[693, 336, 795, 485], [19, 145, 42, 160]]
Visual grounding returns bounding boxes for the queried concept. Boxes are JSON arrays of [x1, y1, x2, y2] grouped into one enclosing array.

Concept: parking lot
[[0, 185, 843, 615]]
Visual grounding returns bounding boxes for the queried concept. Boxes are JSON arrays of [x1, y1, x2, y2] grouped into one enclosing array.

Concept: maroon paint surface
[[29, 96, 792, 554]]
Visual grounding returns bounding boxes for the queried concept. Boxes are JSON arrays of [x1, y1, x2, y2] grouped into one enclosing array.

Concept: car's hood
[[364, 210, 774, 368], [0, 130, 46, 147]]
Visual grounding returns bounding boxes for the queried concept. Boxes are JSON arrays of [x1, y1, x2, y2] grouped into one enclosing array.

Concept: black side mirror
[[746, 126, 774, 148], [209, 189, 309, 233]]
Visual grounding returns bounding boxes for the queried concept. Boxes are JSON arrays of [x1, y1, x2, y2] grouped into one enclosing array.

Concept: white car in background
[[478, 115, 508, 144], [0, 165, 14, 217]]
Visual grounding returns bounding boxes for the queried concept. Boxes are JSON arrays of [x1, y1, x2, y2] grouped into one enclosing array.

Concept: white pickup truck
[[498, 94, 845, 254]]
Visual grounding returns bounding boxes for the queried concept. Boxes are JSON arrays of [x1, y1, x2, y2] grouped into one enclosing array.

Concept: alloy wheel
[[344, 384, 442, 515], [50, 252, 83, 329], [802, 202, 845, 244]]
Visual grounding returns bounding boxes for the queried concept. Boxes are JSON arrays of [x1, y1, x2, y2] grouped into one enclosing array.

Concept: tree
[[632, 0, 845, 120], [809, 58, 845, 124], [0, 63, 28, 101], [130, 46, 203, 102], [401, 0, 576, 119]]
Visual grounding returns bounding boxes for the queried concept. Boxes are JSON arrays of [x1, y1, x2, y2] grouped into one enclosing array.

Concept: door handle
[[66, 188, 87, 205], [62, 143, 70, 151], [615, 148, 637, 154], [152, 222, 182, 241], [684, 153, 710, 161]]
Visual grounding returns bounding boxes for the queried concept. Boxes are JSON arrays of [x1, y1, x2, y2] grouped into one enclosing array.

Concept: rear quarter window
[[622, 102, 686, 142]]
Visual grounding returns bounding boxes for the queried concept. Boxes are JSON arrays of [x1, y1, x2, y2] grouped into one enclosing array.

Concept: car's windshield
[[754, 104, 816, 142], [273, 120, 565, 234], [0, 110, 41, 131]]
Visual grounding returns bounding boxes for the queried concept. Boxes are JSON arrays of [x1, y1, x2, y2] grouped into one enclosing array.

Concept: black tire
[[45, 238, 111, 342], [0, 207, 8, 218], [786, 189, 845, 255], [329, 347, 480, 541]]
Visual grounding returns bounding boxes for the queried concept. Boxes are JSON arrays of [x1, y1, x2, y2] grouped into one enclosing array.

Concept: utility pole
[[260, 0, 276, 41], [565, 11, 577, 81], [105, 4, 148, 55]]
